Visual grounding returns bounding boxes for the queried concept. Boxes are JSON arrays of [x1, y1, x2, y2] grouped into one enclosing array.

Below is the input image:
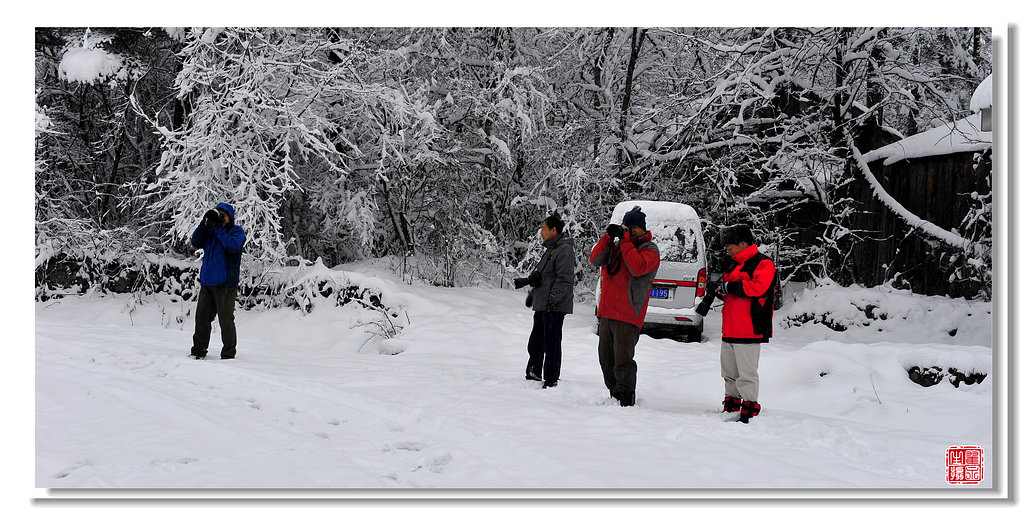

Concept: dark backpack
[[735, 252, 780, 338]]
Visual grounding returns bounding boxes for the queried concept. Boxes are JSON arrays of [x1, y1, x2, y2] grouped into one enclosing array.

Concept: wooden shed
[[850, 102, 992, 297]]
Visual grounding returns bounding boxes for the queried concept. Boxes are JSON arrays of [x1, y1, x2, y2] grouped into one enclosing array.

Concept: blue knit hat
[[622, 206, 646, 230]]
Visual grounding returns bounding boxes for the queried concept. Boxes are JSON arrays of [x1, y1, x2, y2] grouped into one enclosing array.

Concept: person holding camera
[[712, 224, 777, 423], [515, 212, 575, 389], [589, 206, 660, 406], [189, 202, 246, 360]]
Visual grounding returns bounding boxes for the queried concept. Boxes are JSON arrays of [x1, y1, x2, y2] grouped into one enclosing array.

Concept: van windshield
[[650, 224, 701, 263]]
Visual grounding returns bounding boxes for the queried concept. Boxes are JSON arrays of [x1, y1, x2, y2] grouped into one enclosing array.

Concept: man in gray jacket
[[516, 212, 575, 388]]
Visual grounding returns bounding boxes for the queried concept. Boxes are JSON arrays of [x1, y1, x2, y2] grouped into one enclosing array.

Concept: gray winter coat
[[530, 233, 575, 314]]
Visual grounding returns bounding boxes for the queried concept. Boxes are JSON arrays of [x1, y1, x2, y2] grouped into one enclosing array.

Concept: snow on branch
[[847, 135, 975, 254]]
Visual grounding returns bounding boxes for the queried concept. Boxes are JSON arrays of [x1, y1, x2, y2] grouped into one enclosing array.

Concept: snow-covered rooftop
[[608, 200, 704, 261], [861, 112, 991, 167], [970, 74, 992, 112], [609, 200, 701, 225]]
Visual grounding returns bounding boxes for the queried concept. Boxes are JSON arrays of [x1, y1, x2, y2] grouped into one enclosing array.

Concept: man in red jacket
[[590, 206, 660, 407], [713, 224, 777, 423]]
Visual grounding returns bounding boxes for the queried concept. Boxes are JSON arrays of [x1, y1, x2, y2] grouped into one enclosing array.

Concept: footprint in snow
[[427, 453, 453, 473], [383, 441, 427, 453], [411, 453, 453, 474], [52, 459, 92, 479], [150, 457, 199, 471]]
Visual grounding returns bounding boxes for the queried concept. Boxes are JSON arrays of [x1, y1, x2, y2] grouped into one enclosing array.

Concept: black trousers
[[526, 311, 565, 384], [191, 285, 238, 359], [597, 317, 641, 393]]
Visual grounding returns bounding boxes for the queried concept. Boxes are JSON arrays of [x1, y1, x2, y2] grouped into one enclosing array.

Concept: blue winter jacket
[[190, 202, 246, 288]]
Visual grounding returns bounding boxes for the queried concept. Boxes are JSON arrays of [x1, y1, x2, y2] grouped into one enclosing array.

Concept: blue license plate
[[650, 288, 670, 299]]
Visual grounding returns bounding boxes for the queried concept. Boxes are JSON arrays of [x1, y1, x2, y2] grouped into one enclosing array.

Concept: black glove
[[513, 277, 531, 289], [545, 301, 557, 312], [717, 282, 742, 296], [202, 209, 222, 228], [606, 224, 624, 239]]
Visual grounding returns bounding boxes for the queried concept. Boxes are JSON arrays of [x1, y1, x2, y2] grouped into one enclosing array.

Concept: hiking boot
[[542, 380, 558, 389], [525, 371, 542, 381], [739, 400, 761, 424], [722, 396, 742, 413], [189, 354, 205, 360]]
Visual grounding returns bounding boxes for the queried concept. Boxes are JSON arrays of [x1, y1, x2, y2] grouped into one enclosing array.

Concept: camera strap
[[607, 243, 622, 276]]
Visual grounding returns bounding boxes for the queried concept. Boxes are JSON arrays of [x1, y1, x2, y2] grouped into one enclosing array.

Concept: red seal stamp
[[946, 446, 984, 485]]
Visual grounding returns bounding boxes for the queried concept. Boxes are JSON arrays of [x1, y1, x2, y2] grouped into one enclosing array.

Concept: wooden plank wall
[[850, 151, 987, 297]]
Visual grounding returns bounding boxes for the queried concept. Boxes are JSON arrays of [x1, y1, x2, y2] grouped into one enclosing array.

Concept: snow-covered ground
[[35, 259, 994, 492]]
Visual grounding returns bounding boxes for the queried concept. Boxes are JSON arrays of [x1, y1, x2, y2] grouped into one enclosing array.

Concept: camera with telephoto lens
[[695, 279, 721, 317], [513, 271, 542, 290]]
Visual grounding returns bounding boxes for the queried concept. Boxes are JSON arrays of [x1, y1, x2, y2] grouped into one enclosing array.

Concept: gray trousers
[[721, 342, 761, 402], [597, 318, 641, 393]]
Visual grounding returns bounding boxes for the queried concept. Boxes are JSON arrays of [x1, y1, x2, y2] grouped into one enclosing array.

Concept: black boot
[[618, 391, 636, 407], [739, 400, 761, 423]]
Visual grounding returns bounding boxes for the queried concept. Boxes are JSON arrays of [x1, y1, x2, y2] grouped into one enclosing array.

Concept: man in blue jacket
[[190, 202, 246, 360]]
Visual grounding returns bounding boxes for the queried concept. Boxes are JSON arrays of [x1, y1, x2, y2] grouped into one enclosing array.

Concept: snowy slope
[[35, 260, 993, 489]]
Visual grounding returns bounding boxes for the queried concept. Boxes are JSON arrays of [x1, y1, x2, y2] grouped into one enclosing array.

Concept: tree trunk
[[617, 27, 646, 170], [591, 28, 615, 164]]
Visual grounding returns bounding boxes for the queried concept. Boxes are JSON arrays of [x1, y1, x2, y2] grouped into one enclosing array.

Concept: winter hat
[[719, 224, 755, 246], [622, 206, 647, 230]]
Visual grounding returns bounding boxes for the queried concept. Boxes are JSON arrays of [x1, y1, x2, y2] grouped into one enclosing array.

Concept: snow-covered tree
[[135, 27, 359, 263], [36, 26, 992, 299]]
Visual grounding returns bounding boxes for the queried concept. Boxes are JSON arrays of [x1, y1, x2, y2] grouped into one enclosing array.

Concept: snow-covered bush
[[780, 279, 992, 347], [36, 220, 404, 322], [237, 258, 398, 316], [35, 219, 171, 300]]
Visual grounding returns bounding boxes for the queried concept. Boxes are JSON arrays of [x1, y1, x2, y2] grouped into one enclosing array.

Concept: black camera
[[513, 271, 542, 289], [695, 280, 721, 317], [202, 209, 224, 228], [606, 223, 624, 239]]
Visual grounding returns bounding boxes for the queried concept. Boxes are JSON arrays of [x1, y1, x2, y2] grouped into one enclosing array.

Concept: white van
[[594, 200, 708, 342]]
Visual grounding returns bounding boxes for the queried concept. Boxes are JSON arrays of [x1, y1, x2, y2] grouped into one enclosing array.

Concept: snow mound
[[970, 74, 992, 112], [779, 281, 991, 346], [896, 345, 991, 376], [36, 106, 54, 135], [58, 45, 124, 84]]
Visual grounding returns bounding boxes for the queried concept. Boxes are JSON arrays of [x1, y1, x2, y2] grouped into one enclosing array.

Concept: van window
[[656, 225, 701, 263]]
